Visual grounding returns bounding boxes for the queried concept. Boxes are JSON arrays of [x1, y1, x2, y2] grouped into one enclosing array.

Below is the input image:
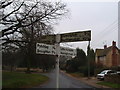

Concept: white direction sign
[[36, 43, 56, 55], [36, 43, 76, 56], [60, 47, 76, 56]]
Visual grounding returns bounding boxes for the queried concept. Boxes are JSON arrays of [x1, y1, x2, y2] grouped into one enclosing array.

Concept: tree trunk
[[10, 65, 13, 72], [26, 54, 31, 73]]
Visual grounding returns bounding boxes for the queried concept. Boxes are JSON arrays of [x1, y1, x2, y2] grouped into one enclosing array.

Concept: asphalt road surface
[[35, 69, 96, 89]]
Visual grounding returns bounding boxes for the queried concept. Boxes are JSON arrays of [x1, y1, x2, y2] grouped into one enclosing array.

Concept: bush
[[110, 66, 120, 71], [105, 74, 120, 84], [65, 60, 79, 73], [78, 66, 88, 76]]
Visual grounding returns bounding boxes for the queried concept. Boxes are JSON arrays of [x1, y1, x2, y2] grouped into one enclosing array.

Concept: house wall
[[118, 53, 120, 66], [95, 53, 101, 65], [95, 48, 120, 67], [95, 53, 98, 64], [95, 55, 103, 66], [106, 50, 112, 67], [115, 49, 120, 66], [99, 56, 105, 65], [106, 49, 120, 67]]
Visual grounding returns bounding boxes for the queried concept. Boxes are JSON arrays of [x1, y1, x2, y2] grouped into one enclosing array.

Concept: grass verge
[[97, 81, 120, 88], [68, 72, 84, 78], [2, 71, 49, 88]]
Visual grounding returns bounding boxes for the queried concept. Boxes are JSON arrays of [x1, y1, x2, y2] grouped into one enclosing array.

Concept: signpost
[[60, 47, 76, 56], [36, 43, 56, 55], [40, 35, 56, 44], [39, 30, 91, 44], [60, 30, 91, 43], [36, 43, 76, 57], [36, 30, 91, 88], [55, 34, 60, 89]]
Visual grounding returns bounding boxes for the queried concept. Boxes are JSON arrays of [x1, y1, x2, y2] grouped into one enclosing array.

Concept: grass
[[68, 72, 84, 78], [2, 71, 49, 88], [97, 81, 120, 88]]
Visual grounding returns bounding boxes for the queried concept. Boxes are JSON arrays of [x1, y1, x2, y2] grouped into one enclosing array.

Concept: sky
[[54, 0, 119, 53]]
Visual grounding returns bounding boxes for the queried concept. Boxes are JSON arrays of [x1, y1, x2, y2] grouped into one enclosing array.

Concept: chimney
[[112, 41, 117, 66], [112, 41, 116, 47], [104, 45, 107, 49]]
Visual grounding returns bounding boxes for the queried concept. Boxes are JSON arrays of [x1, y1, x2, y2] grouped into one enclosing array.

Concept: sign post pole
[[87, 41, 91, 79], [56, 52, 60, 89], [56, 34, 60, 89]]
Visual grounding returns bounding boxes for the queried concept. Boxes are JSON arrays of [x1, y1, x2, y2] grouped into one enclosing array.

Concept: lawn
[[2, 71, 49, 88], [97, 81, 120, 88]]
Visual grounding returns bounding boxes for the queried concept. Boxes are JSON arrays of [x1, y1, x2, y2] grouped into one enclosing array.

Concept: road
[[35, 69, 96, 89]]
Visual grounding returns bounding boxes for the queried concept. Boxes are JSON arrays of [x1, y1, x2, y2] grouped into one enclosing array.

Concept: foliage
[[109, 66, 120, 71], [35, 54, 56, 72], [59, 56, 68, 70], [2, 46, 22, 71], [76, 48, 87, 66], [65, 48, 87, 73], [105, 74, 120, 84], [78, 66, 88, 76], [66, 58, 79, 72], [88, 49, 95, 76], [64, 47, 95, 76]]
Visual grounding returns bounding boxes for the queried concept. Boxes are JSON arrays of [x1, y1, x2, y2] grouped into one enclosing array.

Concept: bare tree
[[1, 0, 68, 73], [1, 0, 68, 37]]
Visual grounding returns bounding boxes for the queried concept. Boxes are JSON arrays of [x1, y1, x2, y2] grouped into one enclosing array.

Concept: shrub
[[105, 74, 120, 84]]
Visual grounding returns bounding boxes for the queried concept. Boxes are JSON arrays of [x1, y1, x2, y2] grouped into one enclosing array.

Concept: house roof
[[96, 46, 120, 57], [96, 49, 103, 56], [96, 46, 112, 57]]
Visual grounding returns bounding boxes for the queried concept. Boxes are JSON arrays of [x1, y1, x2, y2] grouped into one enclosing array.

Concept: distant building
[[95, 41, 120, 67]]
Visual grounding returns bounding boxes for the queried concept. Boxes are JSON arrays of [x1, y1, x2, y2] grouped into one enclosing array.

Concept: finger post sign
[[36, 43, 76, 56], [36, 30, 91, 88]]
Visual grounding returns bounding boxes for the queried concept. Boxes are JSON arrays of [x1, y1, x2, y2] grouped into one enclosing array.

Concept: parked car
[[116, 71, 120, 75], [97, 70, 116, 80]]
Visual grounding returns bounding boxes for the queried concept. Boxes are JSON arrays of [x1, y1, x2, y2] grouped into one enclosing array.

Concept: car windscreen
[[100, 71, 106, 74]]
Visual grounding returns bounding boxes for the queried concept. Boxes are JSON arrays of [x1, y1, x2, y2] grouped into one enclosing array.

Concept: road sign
[[39, 31, 91, 44], [36, 43, 76, 56], [36, 43, 56, 55], [60, 47, 76, 56], [60, 30, 91, 43], [40, 35, 56, 44]]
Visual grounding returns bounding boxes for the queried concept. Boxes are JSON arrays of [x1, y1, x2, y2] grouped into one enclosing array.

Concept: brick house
[[95, 41, 120, 67]]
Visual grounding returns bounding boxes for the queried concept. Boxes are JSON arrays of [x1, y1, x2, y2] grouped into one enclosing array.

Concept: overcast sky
[[54, 0, 118, 53]]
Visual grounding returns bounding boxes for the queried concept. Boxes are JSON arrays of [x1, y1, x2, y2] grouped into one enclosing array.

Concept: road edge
[[60, 70, 110, 88]]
